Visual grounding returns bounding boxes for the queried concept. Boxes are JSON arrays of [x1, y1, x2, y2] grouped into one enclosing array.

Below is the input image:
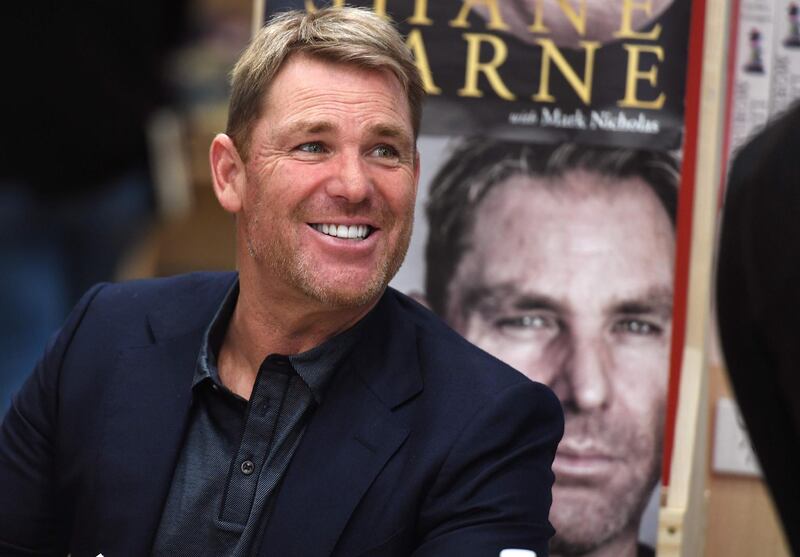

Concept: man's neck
[[217, 278, 381, 399]]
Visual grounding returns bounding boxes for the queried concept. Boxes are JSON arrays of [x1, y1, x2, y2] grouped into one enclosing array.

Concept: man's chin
[[292, 263, 394, 309], [302, 281, 385, 309], [551, 536, 603, 556], [549, 491, 637, 556], [550, 521, 632, 557]]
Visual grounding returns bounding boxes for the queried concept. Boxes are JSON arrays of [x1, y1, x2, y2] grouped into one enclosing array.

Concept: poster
[[728, 0, 779, 156], [724, 0, 800, 182], [262, 2, 693, 555], [269, 0, 690, 149], [769, 1, 800, 118]]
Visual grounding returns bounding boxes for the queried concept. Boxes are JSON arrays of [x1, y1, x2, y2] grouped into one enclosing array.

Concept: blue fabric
[[153, 279, 361, 556], [0, 272, 563, 557]]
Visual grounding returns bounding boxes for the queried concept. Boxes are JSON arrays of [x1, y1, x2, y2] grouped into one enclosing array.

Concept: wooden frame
[[657, 0, 731, 553]]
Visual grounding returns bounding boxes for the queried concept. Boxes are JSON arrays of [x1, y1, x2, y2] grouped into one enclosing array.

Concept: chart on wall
[[726, 0, 800, 163]]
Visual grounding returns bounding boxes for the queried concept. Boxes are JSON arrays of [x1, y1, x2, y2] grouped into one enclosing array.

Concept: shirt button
[[241, 460, 255, 475]]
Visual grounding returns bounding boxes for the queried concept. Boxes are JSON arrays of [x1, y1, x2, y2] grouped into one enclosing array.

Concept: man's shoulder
[[87, 271, 235, 315], [93, 271, 236, 307], [72, 271, 237, 342], [384, 288, 548, 400]]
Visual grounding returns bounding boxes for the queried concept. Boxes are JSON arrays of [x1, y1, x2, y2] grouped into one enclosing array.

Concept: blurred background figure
[[716, 102, 800, 557], [0, 1, 250, 411]]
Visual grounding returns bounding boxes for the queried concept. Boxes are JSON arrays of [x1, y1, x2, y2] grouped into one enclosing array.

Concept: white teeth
[[311, 223, 371, 240]]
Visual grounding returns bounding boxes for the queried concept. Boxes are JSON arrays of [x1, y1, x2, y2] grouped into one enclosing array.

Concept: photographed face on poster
[[473, 0, 674, 48], [427, 148, 677, 555]]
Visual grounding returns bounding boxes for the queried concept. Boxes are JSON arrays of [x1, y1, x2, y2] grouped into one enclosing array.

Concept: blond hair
[[227, 7, 424, 157]]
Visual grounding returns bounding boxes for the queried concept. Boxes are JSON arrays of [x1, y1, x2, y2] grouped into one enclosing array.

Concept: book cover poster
[[268, 0, 691, 150], [262, 2, 692, 554], [393, 135, 678, 555]]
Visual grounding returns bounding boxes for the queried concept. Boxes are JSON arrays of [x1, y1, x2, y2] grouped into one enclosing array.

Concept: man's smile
[[309, 223, 375, 240]]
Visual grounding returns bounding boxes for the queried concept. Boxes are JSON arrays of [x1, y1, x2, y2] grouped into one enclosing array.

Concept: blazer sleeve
[[0, 283, 106, 556], [412, 379, 564, 557]]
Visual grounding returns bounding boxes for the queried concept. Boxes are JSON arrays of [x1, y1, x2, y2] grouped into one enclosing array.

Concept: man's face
[[445, 171, 674, 553], [238, 54, 419, 308]]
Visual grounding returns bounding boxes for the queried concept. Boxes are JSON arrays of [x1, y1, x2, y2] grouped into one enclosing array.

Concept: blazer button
[[241, 460, 255, 475]]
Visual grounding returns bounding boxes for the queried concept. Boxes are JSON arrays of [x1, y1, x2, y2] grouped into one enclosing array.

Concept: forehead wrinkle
[[280, 120, 335, 136], [606, 286, 674, 318], [281, 84, 404, 117], [269, 109, 414, 155], [458, 258, 673, 318], [370, 122, 408, 139], [262, 74, 411, 140], [275, 97, 410, 128], [459, 281, 570, 317]]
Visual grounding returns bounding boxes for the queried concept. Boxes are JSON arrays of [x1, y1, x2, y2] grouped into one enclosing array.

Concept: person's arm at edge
[[412, 379, 564, 557], [0, 283, 107, 555]]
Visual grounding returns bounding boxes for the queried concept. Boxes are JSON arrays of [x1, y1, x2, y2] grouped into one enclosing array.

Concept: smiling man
[[0, 8, 563, 557], [425, 139, 678, 557]]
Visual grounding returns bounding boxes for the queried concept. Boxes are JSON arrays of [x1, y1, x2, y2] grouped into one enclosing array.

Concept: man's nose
[[325, 151, 372, 204], [555, 336, 611, 412]]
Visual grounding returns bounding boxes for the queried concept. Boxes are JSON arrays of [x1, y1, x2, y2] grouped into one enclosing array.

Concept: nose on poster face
[[555, 337, 611, 412]]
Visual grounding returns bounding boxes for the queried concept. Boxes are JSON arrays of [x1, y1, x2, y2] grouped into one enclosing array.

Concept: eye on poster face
[[260, 2, 692, 555]]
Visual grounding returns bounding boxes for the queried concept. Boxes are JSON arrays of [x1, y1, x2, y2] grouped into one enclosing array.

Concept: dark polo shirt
[[152, 281, 364, 556]]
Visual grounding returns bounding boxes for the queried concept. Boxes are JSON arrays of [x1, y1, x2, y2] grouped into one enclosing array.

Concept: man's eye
[[495, 314, 557, 331], [296, 142, 326, 154], [371, 144, 399, 158], [613, 318, 662, 336]]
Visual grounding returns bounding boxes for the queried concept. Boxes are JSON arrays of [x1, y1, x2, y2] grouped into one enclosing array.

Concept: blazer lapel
[[90, 330, 201, 555], [89, 273, 236, 555], [257, 291, 423, 557]]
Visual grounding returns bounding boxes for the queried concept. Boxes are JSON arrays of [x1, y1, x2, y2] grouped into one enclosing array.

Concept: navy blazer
[[0, 272, 563, 557]]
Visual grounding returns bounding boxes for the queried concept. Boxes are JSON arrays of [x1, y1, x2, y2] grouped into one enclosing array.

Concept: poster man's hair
[[425, 139, 680, 316], [227, 7, 425, 158]]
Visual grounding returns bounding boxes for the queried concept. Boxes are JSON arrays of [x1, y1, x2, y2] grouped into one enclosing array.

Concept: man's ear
[[210, 133, 246, 214]]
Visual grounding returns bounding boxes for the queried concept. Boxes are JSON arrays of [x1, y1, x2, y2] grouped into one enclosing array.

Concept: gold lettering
[[372, 0, 389, 19], [458, 33, 516, 100], [529, 0, 587, 36], [405, 29, 441, 94], [614, 0, 662, 40], [408, 0, 433, 25], [450, 0, 509, 30], [533, 38, 599, 104], [618, 44, 665, 108], [304, 0, 345, 12]]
